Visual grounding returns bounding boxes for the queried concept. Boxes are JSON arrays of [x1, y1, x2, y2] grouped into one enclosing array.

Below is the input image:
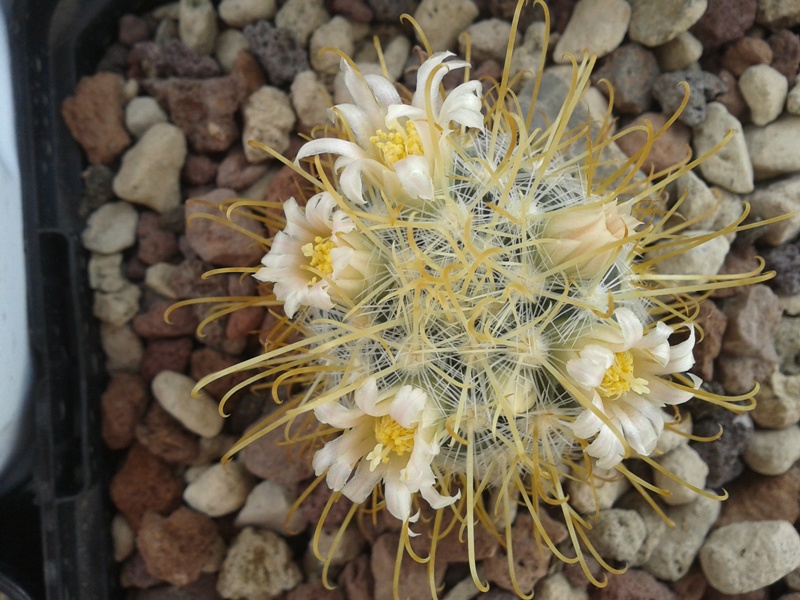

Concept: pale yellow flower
[[312, 377, 459, 524], [254, 192, 373, 317], [566, 308, 697, 469], [296, 52, 484, 203]]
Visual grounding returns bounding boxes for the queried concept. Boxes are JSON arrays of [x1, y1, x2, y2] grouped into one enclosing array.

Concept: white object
[[0, 5, 33, 493]]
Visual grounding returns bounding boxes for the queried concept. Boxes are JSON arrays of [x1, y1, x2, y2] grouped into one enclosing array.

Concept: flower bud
[[541, 202, 640, 278]]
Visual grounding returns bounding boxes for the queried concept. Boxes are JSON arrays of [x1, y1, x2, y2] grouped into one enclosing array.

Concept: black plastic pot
[[10, 1, 163, 598]]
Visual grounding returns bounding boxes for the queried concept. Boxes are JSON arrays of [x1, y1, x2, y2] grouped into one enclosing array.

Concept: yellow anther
[[366, 415, 416, 470], [301, 235, 335, 276], [369, 120, 423, 165], [598, 350, 650, 400]]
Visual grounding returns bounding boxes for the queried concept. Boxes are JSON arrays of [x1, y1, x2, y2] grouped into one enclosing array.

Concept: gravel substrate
[[62, 0, 800, 598]]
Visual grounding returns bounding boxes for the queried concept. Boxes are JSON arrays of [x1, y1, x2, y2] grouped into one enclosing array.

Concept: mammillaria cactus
[[174, 1, 780, 596]]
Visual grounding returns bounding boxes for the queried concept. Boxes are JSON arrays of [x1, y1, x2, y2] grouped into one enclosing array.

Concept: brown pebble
[[61, 72, 131, 164], [101, 373, 151, 450], [691, 299, 728, 382], [616, 112, 692, 174], [592, 44, 660, 114], [133, 300, 199, 339], [487, 0, 543, 31], [189, 347, 250, 401], [715, 468, 800, 528], [715, 69, 749, 121], [300, 477, 354, 527], [412, 511, 500, 564], [594, 569, 677, 600], [192, 303, 247, 355], [690, 0, 757, 49], [263, 165, 308, 206], [144, 77, 245, 154], [184, 188, 266, 267], [769, 29, 800, 82], [121, 552, 163, 589], [131, 573, 223, 599], [240, 422, 315, 493], [721, 37, 774, 77], [717, 284, 781, 394], [139, 337, 193, 383], [126, 256, 149, 282], [225, 306, 265, 340], [483, 513, 551, 594], [135, 402, 199, 465], [231, 50, 266, 98], [128, 40, 222, 80], [137, 212, 179, 266], [287, 582, 345, 600], [328, 0, 373, 22], [338, 554, 373, 600], [137, 508, 220, 587], [169, 259, 228, 300], [704, 587, 768, 600], [110, 444, 184, 529], [371, 533, 446, 600], [669, 565, 707, 600], [216, 147, 268, 191], [182, 154, 218, 187]]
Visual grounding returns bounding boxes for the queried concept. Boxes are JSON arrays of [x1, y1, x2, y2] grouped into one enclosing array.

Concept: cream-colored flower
[[296, 52, 484, 203], [540, 201, 640, 279], [566, 308, 696, 469], [254, 192, 373, 317], [312, 377, 459, 523]]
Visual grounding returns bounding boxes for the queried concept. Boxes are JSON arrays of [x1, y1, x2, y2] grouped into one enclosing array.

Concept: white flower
[[311, 377, 459, 523], [296, 52, 484, 203], [540, 201, 640, 279], [254, 192, 373, 318], [566, 308, 697, 469]]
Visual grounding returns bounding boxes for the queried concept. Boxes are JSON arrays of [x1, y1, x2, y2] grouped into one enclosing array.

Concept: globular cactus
[[182, 1, 776, 596]]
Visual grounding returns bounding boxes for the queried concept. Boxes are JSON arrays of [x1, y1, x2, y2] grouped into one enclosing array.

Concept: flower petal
[[421, 484, 460, 510], [341, 59, 385, 129], [586, 424, 626, 469], [657, 325, 696, 375], [339, 161, 367, 204], [394, 155, 434, 200], [354, 377, 385, 416], [389, 386, 427, 428], [439, 80, 484, 130], [303, 192, 337, 232], [615, 307, 643, 349], [313, 427, 373, 490], [412, 52, 467, 116], [646, 376, 694, 406], [364, 73, 402, 107], [384, 469, 413, 521], [315, 401, 364, 429], [567, 345, 614, 389], [341, 459, 385, 503], [296, 137, 368, 164], [385, 104, 425, 124], [332, 104, 375, 149], [571, 395, 604, 439]]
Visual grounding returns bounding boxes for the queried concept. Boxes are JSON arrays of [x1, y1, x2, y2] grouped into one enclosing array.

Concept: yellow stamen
[[366, 415, 416, 470], [370, 120, 423, 165], [301, 235, 335, 277], [598, 351, 650, 399]]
